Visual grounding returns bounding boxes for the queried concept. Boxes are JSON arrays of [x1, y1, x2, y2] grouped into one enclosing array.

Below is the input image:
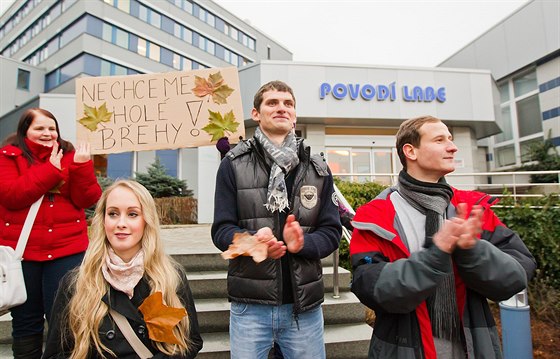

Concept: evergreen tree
[[521, 131, 560, 183], [135, 158, 192, 198]]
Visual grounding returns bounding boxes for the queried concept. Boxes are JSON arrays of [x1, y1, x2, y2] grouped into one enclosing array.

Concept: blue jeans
[[10, 252, 84, 338], [229, 302, 325, 359]]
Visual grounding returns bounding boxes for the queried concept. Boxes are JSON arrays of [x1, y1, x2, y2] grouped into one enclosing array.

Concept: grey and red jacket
[[350, 187, 536, 359]]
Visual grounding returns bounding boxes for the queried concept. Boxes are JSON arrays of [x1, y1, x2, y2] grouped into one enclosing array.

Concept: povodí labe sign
[[76, 67, 245, 155], [319, 82, 446, 102]]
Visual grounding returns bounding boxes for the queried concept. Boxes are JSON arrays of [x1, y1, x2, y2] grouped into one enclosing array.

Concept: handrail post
[[513, 173, 518, 205], [332, 248, 340, 299]]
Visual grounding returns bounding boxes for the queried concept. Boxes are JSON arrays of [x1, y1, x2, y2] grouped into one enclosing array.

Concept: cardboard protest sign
[[75, 67, 245, 154]]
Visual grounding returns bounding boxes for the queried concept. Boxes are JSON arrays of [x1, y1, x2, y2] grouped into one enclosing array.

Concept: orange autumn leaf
[[192, 71, 234, 104], [138, 292, 186, 344], [221, 232, 268, 263]]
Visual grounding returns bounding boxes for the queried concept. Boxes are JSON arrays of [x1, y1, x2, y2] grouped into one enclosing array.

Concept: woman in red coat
[[0, 108, 102, 359]]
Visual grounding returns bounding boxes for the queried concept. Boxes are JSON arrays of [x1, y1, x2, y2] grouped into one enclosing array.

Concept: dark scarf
[[254, 127, 299, 213], [397, 170, 462, 345]]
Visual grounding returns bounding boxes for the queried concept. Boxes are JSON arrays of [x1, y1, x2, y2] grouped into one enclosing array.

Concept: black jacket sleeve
[[42, 272, 75, 359], [178, 271, 203, 358], [211, 158, 249, 251]]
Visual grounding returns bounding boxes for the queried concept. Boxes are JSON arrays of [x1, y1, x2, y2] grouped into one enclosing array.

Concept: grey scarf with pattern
[[254, 127, 299, 213]]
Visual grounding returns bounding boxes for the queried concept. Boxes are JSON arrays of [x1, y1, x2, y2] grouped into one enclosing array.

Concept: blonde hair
[[65, 180, 192, 358]]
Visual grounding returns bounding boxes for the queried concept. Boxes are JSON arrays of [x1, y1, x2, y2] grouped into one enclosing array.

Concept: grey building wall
[[439, 0, 560, 154], [0, 56, 45, 117], [439, 0, 559, 81]]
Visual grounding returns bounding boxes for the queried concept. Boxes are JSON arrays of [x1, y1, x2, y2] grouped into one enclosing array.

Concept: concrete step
[[172, 252, 335, 272], [189, 266, 351, 299], [0, 271, 355, 344], [195, 291, 366, 333], [196, 322, 372, 359]]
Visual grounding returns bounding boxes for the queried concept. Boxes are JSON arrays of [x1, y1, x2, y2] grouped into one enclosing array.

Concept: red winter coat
[[0, 142, 102, 261]]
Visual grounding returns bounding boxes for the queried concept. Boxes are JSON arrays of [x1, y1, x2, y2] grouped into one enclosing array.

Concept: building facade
[[1, 0, 557, 223], [439, 0, 560, 171]]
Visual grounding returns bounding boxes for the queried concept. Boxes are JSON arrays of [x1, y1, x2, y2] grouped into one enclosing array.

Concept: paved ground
[[0, 224, 216, 358]]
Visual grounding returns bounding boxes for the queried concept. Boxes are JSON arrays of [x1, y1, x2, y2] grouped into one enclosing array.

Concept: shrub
[[493, 194, 560, 289], [155, 196, 197, 224], [334, 178, 388, 272], [334, 177, 388, 209]]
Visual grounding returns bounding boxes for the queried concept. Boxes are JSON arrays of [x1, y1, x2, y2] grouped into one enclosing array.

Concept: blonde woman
[[43, 180, 203, 358]]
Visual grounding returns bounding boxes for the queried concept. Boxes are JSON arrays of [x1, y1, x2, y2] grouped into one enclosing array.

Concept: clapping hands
[[73, 142, 91, 163], [49, 142, 63, 170], [433, 204, 483, 254]]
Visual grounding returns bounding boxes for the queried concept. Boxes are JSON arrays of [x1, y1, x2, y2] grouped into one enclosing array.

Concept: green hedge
[[493, 195, 560, 289]]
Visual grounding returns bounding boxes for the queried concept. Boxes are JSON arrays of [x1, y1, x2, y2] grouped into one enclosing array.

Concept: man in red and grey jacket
[[350, 116, 536, 359]]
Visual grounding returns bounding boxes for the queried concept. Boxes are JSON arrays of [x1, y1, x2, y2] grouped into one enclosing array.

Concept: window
[[327, 147, 396, 183], [137, 38, 147, 56], [116, 0, 130, 13], [499, 83, 509, 103], [521, 137, 543, 163], [495, 145, 516, 167], [156, 150, 178, 177], [107, 152, 133, 178], [114, 27, 129, 48], [17, 69, 30, 90], [491, 68, 543, 169], [516, 94, 542, 137], [513, 70, 537, 97], [148, 42, 160, 62], [496, 106, 513, 142]]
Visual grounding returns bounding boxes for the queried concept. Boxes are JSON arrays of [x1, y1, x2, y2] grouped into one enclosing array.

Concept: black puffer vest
[[225, 138, 330, 313]]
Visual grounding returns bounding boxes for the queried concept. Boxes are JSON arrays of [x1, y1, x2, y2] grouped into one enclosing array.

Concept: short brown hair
[[396, 116, 441, 170], [253, 80, 296, 111]]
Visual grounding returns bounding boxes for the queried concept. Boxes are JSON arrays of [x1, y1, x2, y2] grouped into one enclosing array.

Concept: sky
[[212, 0, 530, 67], [0, 0, 529, 67]]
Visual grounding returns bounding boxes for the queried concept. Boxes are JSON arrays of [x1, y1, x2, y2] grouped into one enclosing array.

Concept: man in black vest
[[211, 80, 341, 359]]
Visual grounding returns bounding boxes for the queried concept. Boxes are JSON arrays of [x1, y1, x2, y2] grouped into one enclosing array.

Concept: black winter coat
[[43, 271, 203, 359]]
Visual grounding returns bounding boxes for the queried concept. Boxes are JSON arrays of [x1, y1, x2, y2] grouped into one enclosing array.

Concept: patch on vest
[[300, 186, 318, 209], [332, 192, 339, 207]]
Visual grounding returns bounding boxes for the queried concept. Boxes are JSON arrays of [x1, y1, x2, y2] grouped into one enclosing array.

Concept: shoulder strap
[[109, 309, 153, 359], [15, 195, 44, 259]]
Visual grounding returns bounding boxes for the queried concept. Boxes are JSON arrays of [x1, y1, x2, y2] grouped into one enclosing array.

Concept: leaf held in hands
[[138, 292, 187, 344], [221, 232, 268, 263], [202, 110, 239, 141], [78, 103, 113, 131], [192, 71, 234, 104]]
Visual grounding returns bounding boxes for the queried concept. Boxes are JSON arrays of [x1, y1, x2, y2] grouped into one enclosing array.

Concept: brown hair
[[253, 80, 296, 111], [15, 108, 74, 164], [396, 115, 441, 170]]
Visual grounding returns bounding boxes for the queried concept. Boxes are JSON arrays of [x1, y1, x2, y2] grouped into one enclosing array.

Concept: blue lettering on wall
[[320, 82, 446, 103], [361, 84, 375, 100], [319, 83, 331, 99], [333, 83, 347, 99]]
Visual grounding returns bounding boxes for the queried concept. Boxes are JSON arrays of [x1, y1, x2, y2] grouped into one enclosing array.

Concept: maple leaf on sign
[[201, 110, 239, 142], [221, 232, 268, 263], [192, 71, 234, 104], [138, 292, 187, 345], [78, 103, 113, 131]]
